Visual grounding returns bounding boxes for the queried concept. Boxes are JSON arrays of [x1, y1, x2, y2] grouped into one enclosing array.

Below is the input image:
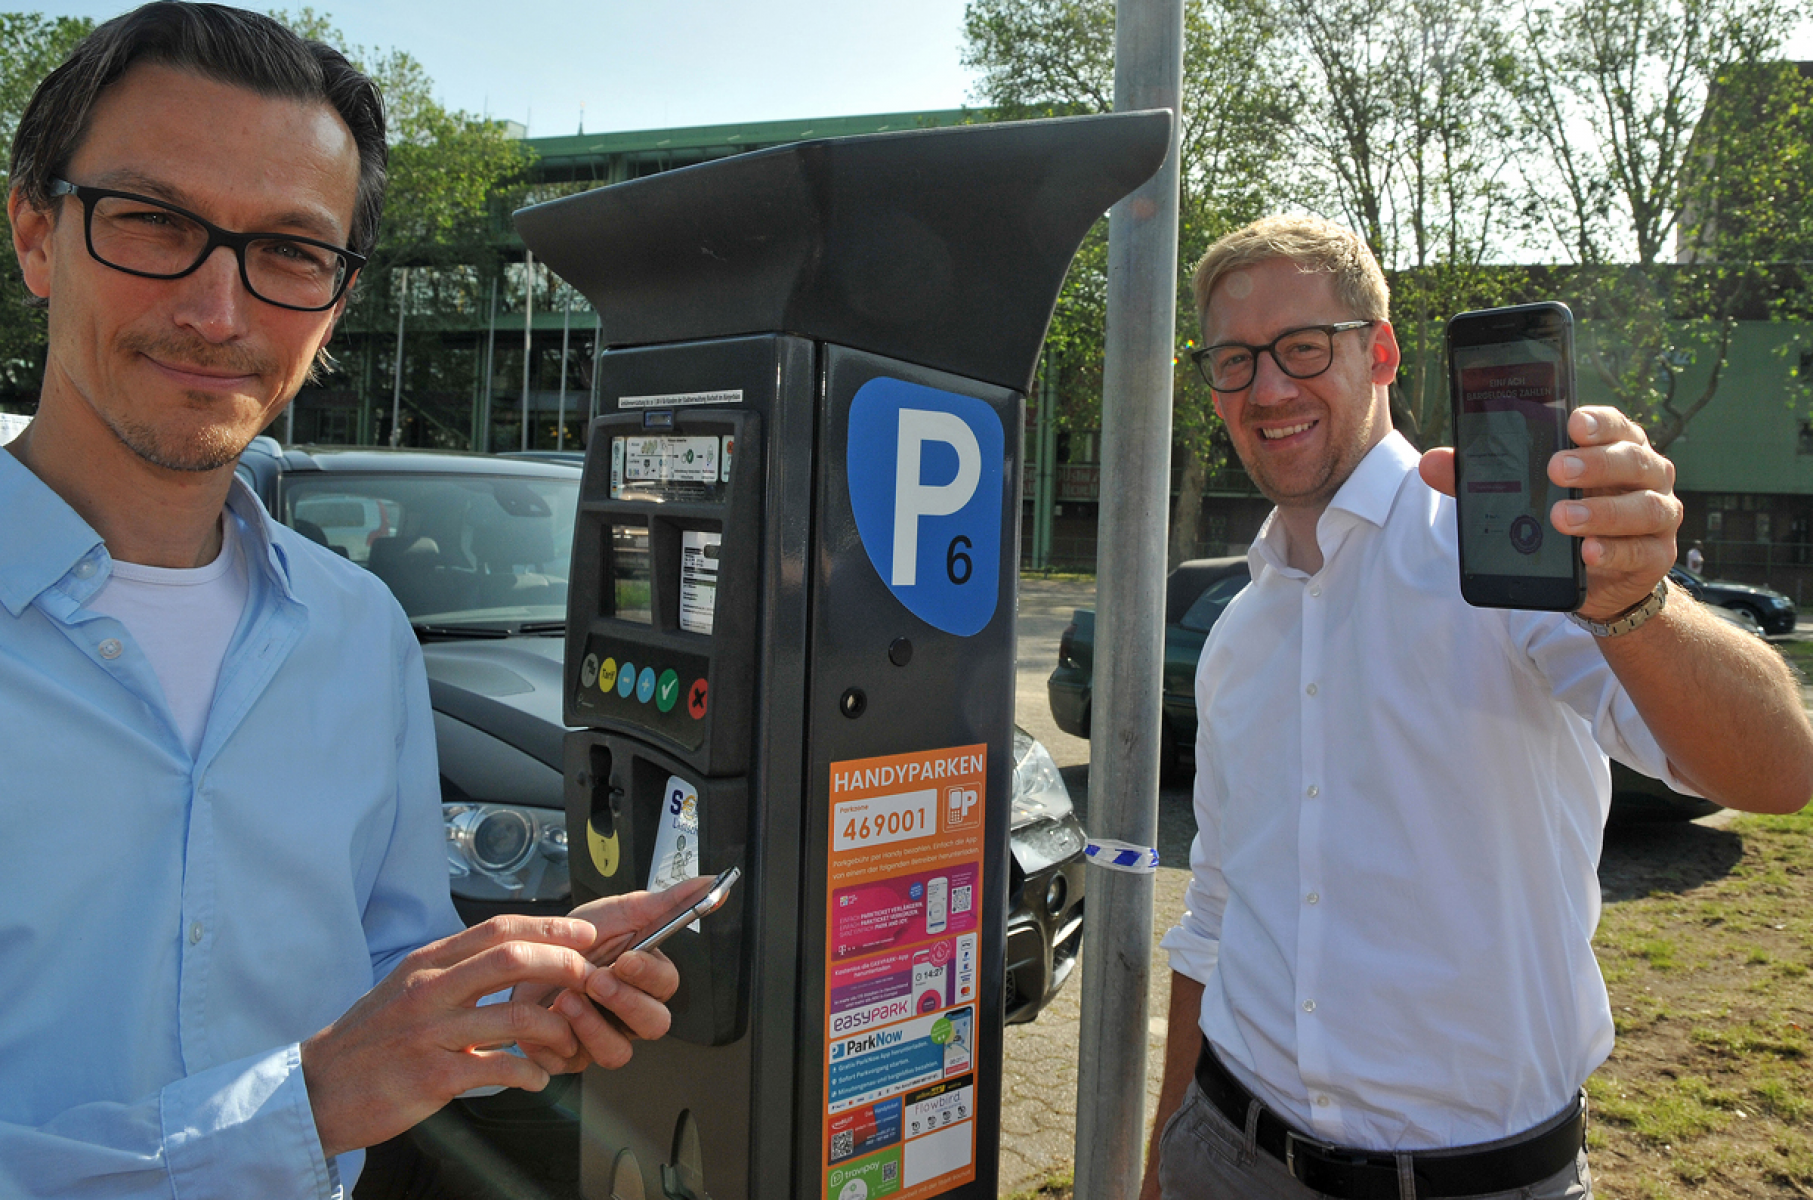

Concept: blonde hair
[[1191, 215, 1389, 328]]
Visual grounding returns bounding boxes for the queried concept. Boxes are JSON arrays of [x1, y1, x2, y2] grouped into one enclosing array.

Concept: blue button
[[617, 662, 637, 698], [636, 666, 657, 703]]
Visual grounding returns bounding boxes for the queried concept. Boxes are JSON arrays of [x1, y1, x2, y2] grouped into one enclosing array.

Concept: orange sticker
[[823, 746, 985, 1200]]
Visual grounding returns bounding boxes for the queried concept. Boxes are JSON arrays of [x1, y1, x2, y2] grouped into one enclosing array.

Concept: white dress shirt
[[1161, 431, 1686, 1152]]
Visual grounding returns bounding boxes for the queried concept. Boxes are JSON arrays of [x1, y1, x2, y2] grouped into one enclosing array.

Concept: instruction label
[[680, 530, 722, 634], [823, 745, 985, 1200], [611, 435, 732, 502]]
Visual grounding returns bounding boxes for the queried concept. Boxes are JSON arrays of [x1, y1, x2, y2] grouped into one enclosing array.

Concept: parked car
[[236, 438, 1086, 1191], [1048, 556, 1735, 821], [1669, 564, 1797, 635], [1046, 556, 1248, 780]]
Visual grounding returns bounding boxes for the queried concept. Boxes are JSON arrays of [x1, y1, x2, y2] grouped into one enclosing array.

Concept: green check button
[[655, 668, 680, 713]]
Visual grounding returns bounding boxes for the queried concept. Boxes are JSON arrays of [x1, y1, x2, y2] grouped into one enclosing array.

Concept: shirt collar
[[1248, 430, 1421, 578], [0, 448, 105, 618], [0, 448, 296, 617]]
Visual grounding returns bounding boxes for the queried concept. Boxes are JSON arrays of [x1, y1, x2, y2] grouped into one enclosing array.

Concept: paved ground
[[1001, 577, 1194, 1196]]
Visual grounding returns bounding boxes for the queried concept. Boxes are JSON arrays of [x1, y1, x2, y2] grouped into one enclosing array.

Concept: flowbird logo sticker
[[846, 378, 1004, 637]]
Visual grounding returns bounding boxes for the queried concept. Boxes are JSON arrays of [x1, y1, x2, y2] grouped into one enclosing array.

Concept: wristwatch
[[1568, 578, 1669, 638]]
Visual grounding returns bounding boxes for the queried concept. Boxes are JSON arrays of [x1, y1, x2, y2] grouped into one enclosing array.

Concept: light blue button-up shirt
[[0, 450, 461, 1197]]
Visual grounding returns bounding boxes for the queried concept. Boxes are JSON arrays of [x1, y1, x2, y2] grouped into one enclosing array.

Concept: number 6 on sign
[[834, 790, 938, 852]]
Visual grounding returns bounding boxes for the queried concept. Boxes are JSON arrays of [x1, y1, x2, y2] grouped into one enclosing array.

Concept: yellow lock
[[588, 819, 620, 879]]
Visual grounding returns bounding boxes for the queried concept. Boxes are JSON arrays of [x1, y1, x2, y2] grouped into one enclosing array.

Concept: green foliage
[[963, 0, 1294, 561], [0, 12, 94, 404]]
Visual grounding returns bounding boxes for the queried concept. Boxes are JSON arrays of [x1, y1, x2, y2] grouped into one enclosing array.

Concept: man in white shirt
[[1138, 215, 1813, 1200]]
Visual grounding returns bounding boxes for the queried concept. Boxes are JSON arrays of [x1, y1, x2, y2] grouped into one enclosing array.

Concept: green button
[[656, 668, 680, 713]]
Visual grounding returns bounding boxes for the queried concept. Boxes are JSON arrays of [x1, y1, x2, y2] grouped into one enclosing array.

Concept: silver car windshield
[[282, 473, 579, 627]]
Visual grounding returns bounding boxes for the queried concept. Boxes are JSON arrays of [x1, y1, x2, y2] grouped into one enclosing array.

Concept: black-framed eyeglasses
[[48, 178, 366, 312], [1190, 321, 1376, 392]]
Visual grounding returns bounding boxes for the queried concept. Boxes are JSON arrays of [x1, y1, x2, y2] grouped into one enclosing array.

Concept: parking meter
[[515, 110, 1169, 1200]]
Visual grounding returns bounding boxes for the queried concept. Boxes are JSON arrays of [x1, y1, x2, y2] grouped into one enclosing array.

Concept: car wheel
[[1723, 601, 1767, 630]]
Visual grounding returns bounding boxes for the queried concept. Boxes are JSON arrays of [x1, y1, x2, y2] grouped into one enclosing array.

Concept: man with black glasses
[[0, 5, 699, 1195], [1137, 215, 1813, 1200]]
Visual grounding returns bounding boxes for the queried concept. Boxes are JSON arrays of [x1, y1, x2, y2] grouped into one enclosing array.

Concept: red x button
[[687, 678, 709, 719]]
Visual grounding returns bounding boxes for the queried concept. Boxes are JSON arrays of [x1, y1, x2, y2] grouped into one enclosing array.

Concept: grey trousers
[[1157, 1081, 1593, 1200]]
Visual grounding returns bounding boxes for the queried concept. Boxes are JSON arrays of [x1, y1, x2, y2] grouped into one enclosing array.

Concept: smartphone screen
[[1447, 303, 1584, 610]]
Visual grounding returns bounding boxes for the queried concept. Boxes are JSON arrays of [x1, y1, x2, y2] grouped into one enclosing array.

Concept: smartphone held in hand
[[614, 866, 741, 963], [1446, 302, 1586, 611]]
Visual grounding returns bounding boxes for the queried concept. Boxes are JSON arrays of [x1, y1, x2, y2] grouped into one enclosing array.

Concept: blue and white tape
[[1083, 838, 1160, 874]]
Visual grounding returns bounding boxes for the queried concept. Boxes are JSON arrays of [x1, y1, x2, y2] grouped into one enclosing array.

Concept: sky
[[39, 0, 984, 136], [33, 1, 1813, 140]]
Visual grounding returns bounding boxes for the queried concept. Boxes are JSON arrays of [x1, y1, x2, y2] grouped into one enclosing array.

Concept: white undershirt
[[86, 518, 250, 758]]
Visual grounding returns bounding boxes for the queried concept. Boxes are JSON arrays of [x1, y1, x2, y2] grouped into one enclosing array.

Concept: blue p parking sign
[[847, 378, 1004, 637]]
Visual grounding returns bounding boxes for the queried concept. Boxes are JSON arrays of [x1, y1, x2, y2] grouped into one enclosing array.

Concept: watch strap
[[1569, 578, 1669, 638]]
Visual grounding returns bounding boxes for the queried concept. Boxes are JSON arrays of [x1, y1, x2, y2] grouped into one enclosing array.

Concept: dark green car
[[1046, 556, 1727, 820]]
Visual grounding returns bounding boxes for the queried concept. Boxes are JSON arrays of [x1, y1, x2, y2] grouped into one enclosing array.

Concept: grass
[[1583, 804, 1813, 1197]]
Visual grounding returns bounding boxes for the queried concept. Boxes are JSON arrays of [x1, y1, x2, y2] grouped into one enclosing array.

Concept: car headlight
[[1771, 595, 1793, 610], [445, 803, 570, 902], [1011, 728, 1074, 827]]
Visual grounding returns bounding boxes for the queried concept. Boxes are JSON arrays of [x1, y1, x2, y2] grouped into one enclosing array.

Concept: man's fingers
[[1551, 489, 1681, 542], [1417, 447, 1456, 498], [555, 990, 639, 1070], [588, 957, 677, 1043], [1550, 439, 1675, 497], [570, 878, 717, 951], [612, 949, 681, 1004], [436, 940, 598, 1008], [413, 915, 598, 972], [1567, 405, 1644, 449], [463, 1047, 554, 1094], [455, 999, 582, 1059]]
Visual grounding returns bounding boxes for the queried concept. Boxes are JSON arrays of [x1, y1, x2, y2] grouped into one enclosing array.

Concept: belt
[[1193, 1041, 1585, 1200]]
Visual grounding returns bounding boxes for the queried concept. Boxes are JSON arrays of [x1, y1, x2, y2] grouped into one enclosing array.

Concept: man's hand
[[1419, 405, 1681, 619], [508, 884, 704, 1076], [302, 915, 609, 1160]]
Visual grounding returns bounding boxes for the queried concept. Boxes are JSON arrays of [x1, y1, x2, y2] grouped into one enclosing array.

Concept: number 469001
[[833, 789, 938, 852]]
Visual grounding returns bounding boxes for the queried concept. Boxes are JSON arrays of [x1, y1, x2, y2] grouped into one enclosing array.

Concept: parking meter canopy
[[513, 109, 1173, 394]]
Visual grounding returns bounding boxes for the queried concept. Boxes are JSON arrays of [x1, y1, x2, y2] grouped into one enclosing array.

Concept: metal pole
[[557, 284, 572, 451], [589, 313, 603, 426], [1074, 0, 1183, 1194], [1035, 347, 1057, 570], [480, 275, 498, 452], [389, 266, 408, 448], [521, 250, 535, 452]]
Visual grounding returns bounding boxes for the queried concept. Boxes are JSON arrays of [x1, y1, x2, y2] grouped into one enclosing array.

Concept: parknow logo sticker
[[847, 378, 1004, 637]]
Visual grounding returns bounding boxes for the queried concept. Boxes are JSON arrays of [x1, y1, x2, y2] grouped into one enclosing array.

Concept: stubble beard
[[108, 331, 279, 472]]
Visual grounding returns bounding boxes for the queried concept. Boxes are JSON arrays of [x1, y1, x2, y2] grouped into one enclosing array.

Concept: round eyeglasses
[[1190, 321, 1376, 392], [48, 178, 366, 312]]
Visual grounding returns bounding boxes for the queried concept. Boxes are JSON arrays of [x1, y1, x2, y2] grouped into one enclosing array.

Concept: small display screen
[[612, 523, 651, 624], [1453, 336, 1573, 582]]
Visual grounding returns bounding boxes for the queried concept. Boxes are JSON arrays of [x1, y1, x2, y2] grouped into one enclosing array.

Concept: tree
[[1280, 0, 1534, 445], [962, 0, 1297, 564], [1512, 0, 1796, 449], [274, 10, 535, 447], [0, 13, 94, 404]]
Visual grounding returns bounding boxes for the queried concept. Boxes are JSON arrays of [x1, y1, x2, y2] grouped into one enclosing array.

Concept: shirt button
[[1309, 586, 1321, 597], [1306, 785, 1320, 799], [188, 922, 204, 945], [1302, 999, 1317, 1013], [74, 560, 97, 579], [1307, 892, 1320, 905], [1316, 1095, 1331, 1108], [1306, 682, 1318, 696], [98, 639, 123, 660]]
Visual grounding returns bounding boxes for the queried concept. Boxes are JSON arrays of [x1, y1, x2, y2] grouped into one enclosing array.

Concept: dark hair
[[9, 1, 387, 257]]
